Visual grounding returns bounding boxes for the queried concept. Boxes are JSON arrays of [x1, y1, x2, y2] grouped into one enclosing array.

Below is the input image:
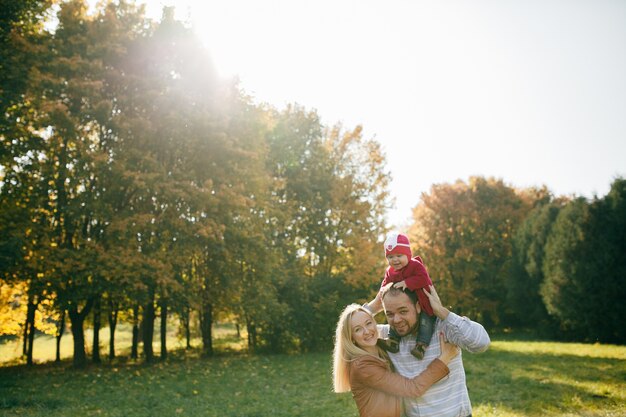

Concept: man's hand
[[423, 285, 449, 320]]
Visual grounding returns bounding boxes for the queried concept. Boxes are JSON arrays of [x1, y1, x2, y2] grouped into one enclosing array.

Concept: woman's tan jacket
[[349, 355, 449, 417]]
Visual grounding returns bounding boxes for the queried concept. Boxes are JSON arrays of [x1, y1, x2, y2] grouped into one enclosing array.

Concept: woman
[[333, 304, 459, 417]]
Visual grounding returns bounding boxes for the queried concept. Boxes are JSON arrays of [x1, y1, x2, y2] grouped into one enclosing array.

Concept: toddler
[[364, 232, 437, 359]]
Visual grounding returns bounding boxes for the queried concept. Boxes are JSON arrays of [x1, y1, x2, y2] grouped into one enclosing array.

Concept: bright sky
[[101, 0, 626, 227]]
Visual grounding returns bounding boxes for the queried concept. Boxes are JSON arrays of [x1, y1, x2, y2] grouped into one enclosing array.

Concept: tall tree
[[507, 197, 565, 331], [541, 197, 589, 337], [12, 0, 150, 367], [542, 179, 626, 343], [258, 107, 389, 352], [409, 177, 538, 327]]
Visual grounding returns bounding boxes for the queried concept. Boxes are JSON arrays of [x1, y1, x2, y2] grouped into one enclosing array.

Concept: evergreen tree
[[507, 198, 566, 332], [542, 179, 626, 343]]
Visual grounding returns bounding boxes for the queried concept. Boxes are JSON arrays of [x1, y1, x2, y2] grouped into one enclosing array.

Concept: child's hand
[[393, 280, 408, 290]]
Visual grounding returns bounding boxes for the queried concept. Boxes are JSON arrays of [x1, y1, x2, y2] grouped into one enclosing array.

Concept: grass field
[[1, 329, 625, 417]]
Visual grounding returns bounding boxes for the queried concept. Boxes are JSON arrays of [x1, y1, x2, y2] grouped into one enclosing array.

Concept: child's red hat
[[384, 232, 412, 258]]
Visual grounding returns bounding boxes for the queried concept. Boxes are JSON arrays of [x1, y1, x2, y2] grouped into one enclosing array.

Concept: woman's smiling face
[[350, 310, 378, 349]]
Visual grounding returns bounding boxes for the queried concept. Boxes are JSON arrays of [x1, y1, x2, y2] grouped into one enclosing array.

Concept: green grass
[[1, 333, 625, 417], [468, 341, 626, 417]]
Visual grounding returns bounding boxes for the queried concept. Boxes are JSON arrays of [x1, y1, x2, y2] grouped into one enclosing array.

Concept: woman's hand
[[437, 332, 460, 365], [422, 285, 449, 320]]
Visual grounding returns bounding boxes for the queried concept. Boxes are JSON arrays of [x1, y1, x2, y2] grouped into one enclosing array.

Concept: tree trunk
[[55, 309, 66, 362], [26, 302, 37, 366], [160, 298, 167, 360], [131, 304, 139, 359], [185, 307, 191, 349], [68, 298, 94, 368], [92, 296, 101, 363], [22, 314, 28, 357], [236, 323, 241, 338], [247, 320, 257, 352], [482, 310, 496, 331], [142, 288, 156, 363], [24, 293, 37, 365], [108, 300, 118, 360], [180, 307, 191, 350], [200, 301, 213, 357], [22, 294, 31, 356]]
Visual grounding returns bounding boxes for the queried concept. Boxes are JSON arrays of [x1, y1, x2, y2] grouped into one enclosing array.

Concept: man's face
[[386, 253, 409, 271], [383, 291, 421, 337]]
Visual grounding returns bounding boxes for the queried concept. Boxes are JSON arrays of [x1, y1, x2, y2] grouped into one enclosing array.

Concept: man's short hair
[[381, 284, 418, 305]]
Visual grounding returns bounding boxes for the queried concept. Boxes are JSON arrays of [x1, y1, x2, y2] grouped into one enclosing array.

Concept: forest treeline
[[1, 1, 625, 368]]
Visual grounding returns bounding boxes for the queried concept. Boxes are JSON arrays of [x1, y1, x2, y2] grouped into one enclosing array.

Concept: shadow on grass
[[0, 398, 63, 411], [466, 346, 626, 416]]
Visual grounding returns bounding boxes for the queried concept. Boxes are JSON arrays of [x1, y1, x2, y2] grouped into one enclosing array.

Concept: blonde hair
[[332, 304, 381, 393]]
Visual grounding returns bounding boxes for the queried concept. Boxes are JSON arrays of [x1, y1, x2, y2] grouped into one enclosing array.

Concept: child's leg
[[417, 311, 436, 346], [410, 311, 436, 359]]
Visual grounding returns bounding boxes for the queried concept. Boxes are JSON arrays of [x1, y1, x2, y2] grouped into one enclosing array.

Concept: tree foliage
[[542, 179, 626, 343], [1, 0, 390, 363], [2, 0, 622, 366], [507, 197, 566, 331], [409, 177, 541, 327]]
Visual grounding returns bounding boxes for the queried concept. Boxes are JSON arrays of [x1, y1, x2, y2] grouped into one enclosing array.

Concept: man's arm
[[423, 285, 490, 353], [440, 312, 490, 353]]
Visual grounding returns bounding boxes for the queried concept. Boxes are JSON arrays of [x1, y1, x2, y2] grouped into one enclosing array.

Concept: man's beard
[[394, 321, 418, 337]]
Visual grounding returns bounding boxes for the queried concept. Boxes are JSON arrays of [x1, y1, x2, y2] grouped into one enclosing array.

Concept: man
[[378, 284, 490, 417]]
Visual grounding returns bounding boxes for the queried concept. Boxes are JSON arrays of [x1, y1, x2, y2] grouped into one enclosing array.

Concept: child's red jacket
[[380, 256, 434, 316]]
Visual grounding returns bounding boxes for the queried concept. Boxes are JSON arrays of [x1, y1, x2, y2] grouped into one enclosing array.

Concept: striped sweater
[[378, 312, 490, 417]]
